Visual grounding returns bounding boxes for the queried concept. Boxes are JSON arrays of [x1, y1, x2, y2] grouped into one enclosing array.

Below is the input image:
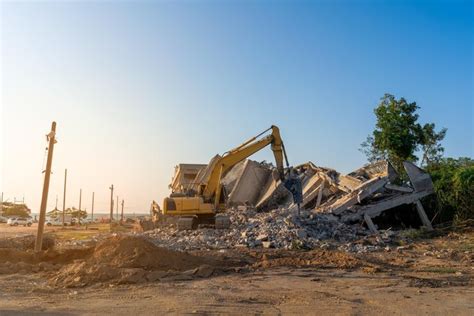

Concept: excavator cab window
[[165, 198, 177, 211]]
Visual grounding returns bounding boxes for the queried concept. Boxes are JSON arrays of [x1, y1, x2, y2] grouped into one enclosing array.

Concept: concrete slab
[[225, 160, 272, 206]]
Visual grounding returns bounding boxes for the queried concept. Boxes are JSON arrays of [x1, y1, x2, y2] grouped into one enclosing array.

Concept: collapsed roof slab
[[225, 160, 272, 206]]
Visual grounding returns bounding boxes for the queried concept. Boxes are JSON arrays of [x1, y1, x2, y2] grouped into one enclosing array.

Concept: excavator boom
[[202, 125, 288, 206]]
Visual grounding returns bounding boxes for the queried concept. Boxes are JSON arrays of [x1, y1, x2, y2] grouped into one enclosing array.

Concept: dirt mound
[[50, 235, 221, 287], [92, 234, 208, 270]]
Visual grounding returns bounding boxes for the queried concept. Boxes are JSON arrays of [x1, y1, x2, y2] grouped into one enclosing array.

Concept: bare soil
[[0, 224, 472, 315]]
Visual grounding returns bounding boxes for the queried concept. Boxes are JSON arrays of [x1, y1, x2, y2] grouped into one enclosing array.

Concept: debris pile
[[144, 208, 367, 251], [0, 234, 55, 250]]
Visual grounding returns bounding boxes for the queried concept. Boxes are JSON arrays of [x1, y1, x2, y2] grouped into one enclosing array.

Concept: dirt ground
[[0, 224, 472, 315]]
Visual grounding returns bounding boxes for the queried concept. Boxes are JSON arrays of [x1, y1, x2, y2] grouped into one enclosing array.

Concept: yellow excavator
[[159, 125, 302, 230]]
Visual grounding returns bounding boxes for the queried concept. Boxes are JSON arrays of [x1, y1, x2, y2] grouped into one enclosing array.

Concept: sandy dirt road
[[0, 267, 472, 315], [0, 223, 41, 238], [0, 225, 472, 315], [0, 223, 72, 239]]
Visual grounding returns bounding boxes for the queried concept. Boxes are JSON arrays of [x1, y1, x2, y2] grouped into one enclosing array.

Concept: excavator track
[[177, 217, 197, 230]]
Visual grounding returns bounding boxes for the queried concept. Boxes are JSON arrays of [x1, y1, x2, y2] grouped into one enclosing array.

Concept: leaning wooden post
[[62, 169, 67, 226], [91, 192, 95, 221], [35, 122, 57, 252], [109, 185, 114, 229], [78, 189, 82, 211], [121, 199, 124, 223], [116, 195, 119, 221]]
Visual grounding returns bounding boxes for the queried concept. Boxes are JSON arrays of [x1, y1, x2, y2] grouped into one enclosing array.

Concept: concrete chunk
[[224, 160, 272, 206], [403, 161, 434, 193]]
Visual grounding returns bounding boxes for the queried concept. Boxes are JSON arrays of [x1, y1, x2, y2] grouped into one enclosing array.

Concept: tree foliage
[[361, 94, 447, 174], [1, 202, 30, 217], [47, 207, 87, 219], [420, 123, 447, 166], [361, 94, 472, 224], [425, 157, 474, 223]]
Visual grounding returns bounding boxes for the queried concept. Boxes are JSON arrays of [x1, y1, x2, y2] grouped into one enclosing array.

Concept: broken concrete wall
[[220, 160, 247, 195], [222, 160, 272, 206]]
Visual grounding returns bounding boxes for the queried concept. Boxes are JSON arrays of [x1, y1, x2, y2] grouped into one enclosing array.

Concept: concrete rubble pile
[[143, 207, 367, 251], [145, 158, 435, 251]]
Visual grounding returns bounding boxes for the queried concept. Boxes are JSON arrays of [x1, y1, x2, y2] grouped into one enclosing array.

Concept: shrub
[[425, 158, 474, 224], [0, 202, 31, 218]]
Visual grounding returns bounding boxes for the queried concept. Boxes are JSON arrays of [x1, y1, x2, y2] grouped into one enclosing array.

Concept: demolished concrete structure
[[162, 157, 435, 239], [219, 159, 435, 234]]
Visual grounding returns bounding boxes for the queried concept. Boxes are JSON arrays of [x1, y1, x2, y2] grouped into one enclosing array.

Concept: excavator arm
[[201, 125, 290, 207]]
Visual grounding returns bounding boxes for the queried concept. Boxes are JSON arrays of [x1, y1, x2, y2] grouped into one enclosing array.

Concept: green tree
[[47, 207, 61, 218], [361, 94, 446, 173], [69, 207, 87, 219], [47, 207, 87, 220], [420, 123, 448, 166]]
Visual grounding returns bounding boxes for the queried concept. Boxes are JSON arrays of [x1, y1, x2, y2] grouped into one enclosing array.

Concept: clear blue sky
[[1, 0, 473, 213]]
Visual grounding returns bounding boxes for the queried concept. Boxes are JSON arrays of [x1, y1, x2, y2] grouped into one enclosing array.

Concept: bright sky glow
[[1, 1, 472, 213]]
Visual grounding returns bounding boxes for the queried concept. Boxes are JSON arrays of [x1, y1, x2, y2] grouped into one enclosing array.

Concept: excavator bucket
[[284, 176, 303, 205]]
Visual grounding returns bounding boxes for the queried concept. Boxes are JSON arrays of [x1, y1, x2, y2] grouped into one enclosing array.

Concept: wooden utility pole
[[79, 189, 82, 210], [62, 169, 67, 226], [35, 122, 57, 252], [116, 195, 119, 221], [109, 185, 114, 224], [121, 199, 124, 222], [63, 169, 67, 226], [91, 192, 95, 221]]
